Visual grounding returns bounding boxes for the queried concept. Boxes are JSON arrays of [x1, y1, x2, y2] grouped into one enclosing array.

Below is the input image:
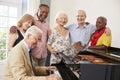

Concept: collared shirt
[[23, 40, 30, 54], [67, 22, 96, 46], [32, 15, 50, 58]]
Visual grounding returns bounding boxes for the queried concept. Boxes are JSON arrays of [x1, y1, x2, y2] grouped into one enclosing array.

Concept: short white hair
[[24, 25, 43, 38], [78, 10, 86, 17], [55, 11, 68, 21]]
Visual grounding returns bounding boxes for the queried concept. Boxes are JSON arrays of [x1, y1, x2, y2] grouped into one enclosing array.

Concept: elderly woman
[[47, 11, 77, 64], [8, 14, 35, 52]]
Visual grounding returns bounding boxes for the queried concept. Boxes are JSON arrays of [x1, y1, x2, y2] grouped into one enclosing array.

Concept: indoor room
[[0, 0, 120, 80]]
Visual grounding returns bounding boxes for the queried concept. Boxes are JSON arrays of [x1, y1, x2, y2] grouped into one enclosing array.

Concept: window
[[0, 4, 19, 60]]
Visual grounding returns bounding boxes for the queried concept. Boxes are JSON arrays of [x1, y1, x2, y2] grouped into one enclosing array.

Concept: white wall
[[27, 0, 40, 16], [50, 0, 120, 48]]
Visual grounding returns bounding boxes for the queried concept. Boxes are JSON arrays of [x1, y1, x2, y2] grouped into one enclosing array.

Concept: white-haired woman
[[47, 11, 77, 64]]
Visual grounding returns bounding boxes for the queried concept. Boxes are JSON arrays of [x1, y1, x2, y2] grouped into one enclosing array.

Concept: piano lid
[[86, 47, 120, 63]]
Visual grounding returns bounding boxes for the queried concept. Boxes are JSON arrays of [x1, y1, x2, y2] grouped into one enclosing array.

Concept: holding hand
[[46, 66, 57, 71], [10, 26, 17, 33], [50, 49, 57, 55], [105, 27, 111, 36]]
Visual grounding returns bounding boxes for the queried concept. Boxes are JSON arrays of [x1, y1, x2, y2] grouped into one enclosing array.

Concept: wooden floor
[[0, 60, 6, 80]]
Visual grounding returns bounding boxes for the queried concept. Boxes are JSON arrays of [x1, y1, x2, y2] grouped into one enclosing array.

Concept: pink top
[[32, 15, 50, 58]]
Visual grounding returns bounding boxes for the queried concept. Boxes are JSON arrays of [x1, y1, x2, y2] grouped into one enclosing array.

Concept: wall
[[50, 0, 120, 47], [27, 0, 40, 16]]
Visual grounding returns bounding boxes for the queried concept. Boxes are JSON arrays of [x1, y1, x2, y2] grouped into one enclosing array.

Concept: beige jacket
[[4, 41, 46, 80]]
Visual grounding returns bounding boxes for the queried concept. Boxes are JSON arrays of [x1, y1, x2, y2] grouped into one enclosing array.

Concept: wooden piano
[[49, 47, 120, 80]]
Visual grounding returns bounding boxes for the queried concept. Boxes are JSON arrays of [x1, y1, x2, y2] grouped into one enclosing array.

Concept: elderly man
[[67, 10, 111, 52], [89, 16, 112, 49], [9, 4, 51, 66], [32, 4, 51, 66], [4, 26, 61, 80]]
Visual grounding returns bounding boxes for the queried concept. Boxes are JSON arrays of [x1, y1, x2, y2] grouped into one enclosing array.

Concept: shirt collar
[[76, 23, 87, 29], [23, 40, 30, 53], [34, 15, 46, 23]]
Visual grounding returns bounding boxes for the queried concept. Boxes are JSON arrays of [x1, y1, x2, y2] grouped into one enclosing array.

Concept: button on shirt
[[32, 15, 50, 58], [67, 22, 96, 46]]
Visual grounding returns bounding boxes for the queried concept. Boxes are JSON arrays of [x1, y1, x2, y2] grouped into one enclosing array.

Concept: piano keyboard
[[54, 70, 63, 80], [51, 61, 79, 80]]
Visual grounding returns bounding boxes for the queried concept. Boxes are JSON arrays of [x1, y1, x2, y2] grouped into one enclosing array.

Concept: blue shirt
[[67, 22, 96, 46]]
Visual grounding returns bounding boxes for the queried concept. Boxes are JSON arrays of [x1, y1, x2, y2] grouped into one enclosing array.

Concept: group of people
[[4, 3, 112, 80]]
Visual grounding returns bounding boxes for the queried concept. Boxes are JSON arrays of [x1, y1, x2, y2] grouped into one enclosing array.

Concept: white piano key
[[54, 70, 63, 80]]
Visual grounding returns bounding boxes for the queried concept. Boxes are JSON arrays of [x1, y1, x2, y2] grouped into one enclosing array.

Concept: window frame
[[0, 0, 22, 60]]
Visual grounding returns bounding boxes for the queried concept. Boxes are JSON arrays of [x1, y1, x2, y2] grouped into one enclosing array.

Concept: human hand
[[10, 26, 17, 33], [46, 66, 57, 71], [50, 49, 57, 55], [46, 74, 62, 80], [47, 29, 51, 36], [85, 22, 90, 25], [105, 27, 111, 36]]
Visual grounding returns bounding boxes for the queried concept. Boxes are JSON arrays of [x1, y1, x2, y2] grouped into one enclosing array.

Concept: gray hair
[[97, 16, 107, 24], [78, 10, 86, 17], [24, 25, 43, 38], [55, 11, 68, 21]]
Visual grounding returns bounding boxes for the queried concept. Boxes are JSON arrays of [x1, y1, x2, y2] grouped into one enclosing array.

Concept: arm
[[88, 33, 112, 50], [8, 33, 18, 52], [8, 26, 18, 52], [47, 28, 52, 42], [47, 29, 51, 37], [35, 66, 57, 76], [88, 45, 106, 50], [105, 27, 111, 36], [9, 49, 61, 80], [10, 26, 17, 33], [47, 45, 57, 55], [47, 30, 57, 55]]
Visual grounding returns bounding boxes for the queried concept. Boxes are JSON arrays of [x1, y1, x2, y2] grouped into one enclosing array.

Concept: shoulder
[[67, 23, 77, 29], [9, 42, 24, 57], [68, 23, 77, 27], [50, 28, 57, 36], [86, 24, 95, 27], [86, 24, 96, 30], [52, 28, 57, 33]]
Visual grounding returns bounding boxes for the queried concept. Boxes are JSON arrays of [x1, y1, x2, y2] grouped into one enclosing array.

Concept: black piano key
[[52, 61, 79, 80]]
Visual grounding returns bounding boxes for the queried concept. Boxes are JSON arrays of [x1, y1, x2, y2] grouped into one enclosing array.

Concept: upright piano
[[50, 47, 120, 80]]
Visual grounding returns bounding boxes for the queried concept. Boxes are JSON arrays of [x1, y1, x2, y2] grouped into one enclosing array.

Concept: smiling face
[[17, 14, 34, 32], [22, 20, 33, 32], [56, 13, 68, 26], [96, 17, 107, 30], [37, 6, 49, 22], [77, 10, 86, 25]]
